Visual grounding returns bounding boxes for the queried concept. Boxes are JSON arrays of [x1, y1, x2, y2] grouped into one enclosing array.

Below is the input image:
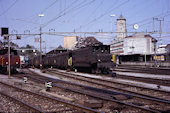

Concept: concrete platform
[[114, 71, 170, 80]]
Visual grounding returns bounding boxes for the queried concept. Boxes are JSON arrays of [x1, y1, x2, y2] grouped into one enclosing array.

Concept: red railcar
[[0, 47, 20, 73]]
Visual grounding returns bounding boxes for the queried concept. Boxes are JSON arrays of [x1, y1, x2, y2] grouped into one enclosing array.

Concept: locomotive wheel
[[101, 68, 109, 74], [91, 69, 96, 74], [96, 69, 101, 74]]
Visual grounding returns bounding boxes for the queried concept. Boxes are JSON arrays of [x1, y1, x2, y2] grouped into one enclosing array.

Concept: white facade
[[110, 40, 124, 55], [110, 15, 157, 55], [124, 33, 156, 55], [157, 45, 166, 54]]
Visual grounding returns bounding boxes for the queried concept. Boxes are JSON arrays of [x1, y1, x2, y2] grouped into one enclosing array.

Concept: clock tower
[[116, 14, 127, 40]]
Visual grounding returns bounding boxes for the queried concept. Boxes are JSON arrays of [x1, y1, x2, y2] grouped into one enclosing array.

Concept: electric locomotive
[[0, 47, 20, 73]]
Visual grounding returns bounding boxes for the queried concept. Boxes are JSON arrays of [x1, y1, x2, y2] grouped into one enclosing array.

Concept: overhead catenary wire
[[41, 0, 59, 13], [0, 0, 18, 16], [11, 0, 60, 34], [83, 0, 118, 31], [42, 0, 96, 28], [74, 0, 129, 31], [68, 0, 97, 20], [41, 0, 80, 28]]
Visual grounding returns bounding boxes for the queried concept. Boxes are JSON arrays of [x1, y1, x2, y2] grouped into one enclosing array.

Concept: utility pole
[[158, 18, 164, 45], [157, 18, 164, 67], [152, 17, 164, 67], [152, 18, 157, 67], [153, 18, 164, 46], [110, 14, 115, 33], [40, 25, 42, 70], [43, 41, 46, 54], [153, 18, 156, 32], [7, 35, 11, 78], [38, 14, 44, 70]]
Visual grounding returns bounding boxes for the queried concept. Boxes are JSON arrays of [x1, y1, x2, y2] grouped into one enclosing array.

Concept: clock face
[[134, 24, 139, 29]]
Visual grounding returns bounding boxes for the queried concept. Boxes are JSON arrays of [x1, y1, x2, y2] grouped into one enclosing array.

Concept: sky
[[0, 0, 170, 52]]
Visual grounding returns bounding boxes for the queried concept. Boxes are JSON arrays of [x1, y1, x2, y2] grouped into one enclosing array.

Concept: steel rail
[[0, 90, 44, 113], [0, 81, 101, 113], [116, 74, 170, 86], [18, 70, 166, 113], [48, 69, 170, 104], [48, 69, 170, 93], [19, 74, 161, 113], [114, 65, 170, 75]]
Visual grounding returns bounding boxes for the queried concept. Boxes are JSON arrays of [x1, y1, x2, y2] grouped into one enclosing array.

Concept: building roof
[[166, 44, 170, 46], [166, 44, 170, 48], [117, 14, 126, 20], [47, 45, 67, 54], [79, 37, 103, 47], [125, 33, 157, 42], [57, 45, 64, 49]]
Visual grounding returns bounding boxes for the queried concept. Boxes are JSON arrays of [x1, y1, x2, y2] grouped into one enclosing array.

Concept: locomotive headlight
[[6, 62, 8, 64], [16, 62, 18, 64], [98, 59, 101, 62]]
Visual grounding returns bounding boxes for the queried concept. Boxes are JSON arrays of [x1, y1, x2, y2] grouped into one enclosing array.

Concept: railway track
[[112, 66, 170, 86], [0, 80, 100, 113], [47, 69, 170, 99], [15, 68, 170, 112], [0, 91, 40, 112], [115, 74, 170, 86], [113, 65, 170, 75]]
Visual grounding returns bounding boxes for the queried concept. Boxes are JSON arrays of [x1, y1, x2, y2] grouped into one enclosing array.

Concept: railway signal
[[23, 77, 28, 83], [1, 27, 8, 36], [45, 82, 52, 92], [75, 69, 77, 73], [16, 35, 21, 40]]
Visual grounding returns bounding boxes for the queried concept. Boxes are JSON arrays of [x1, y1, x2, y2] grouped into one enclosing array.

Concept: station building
[[123, 33, 157, 55], [110, 14, 157, 55]]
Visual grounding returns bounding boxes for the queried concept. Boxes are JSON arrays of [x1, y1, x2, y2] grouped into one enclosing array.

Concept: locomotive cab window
[[93, 46, 99, 52], [96, 46, 99, 51], [0, 49, 18, 55], [69, 53, 72, 57], [0, 50, 4, 55], [105, 46, 109, 52], [0, 49, 8, 55], [10, 50, 18, 55]]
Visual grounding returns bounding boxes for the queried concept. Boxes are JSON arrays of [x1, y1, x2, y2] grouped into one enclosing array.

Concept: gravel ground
[[0, 74, 99, 112], [0, 93, 34, 112], [1, 68, 170, 113], [46, 69, 170, 103], [0, 80, 81, 112], [44, 69, 170, 112]]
